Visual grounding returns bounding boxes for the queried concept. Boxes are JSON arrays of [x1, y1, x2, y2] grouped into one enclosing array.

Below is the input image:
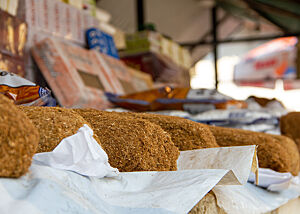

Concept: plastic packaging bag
[[0, 70, 56, 106], [106, 87, 247, 113]]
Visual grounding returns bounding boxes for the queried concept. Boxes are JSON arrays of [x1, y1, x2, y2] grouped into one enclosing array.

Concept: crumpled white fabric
[[33, 124, 119, 178]]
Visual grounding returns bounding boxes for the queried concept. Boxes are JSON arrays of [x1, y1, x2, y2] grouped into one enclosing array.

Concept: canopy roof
[[97, 0, 300, 64]]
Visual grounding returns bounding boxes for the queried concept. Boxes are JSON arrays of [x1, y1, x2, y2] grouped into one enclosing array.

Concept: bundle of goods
[[122, 112, 218, 151], [0, 94, 39, 178], [0, 10, 27, 77], [171, 108, 282, 134], [174, 96, 284, 134], [74, 109, 179, 172], [190, 191, 223, 214], [248, 96, 285, 108], [280, 112, 300, 153], [209, 126, 300, 176], [120, 31, 191, 87], [18, 106, 179, 172], [127, 67, 153, 92], [17, 0, 99, 47], [78, 110, 299, 176], [16, 0, 100, 80], [106, 87, 247, 113], [31, 38, 118, 109], [0, 70, 56, 106], [1, 100, 299, 180], [31, 38, 153, 109], [19, 106, 93, 153], [86, 28, 119, 59], [73, 109, 300, 176], [98, 51, 135, 94]]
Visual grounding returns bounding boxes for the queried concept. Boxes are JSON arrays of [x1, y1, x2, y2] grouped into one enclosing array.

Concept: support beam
[[243, 0, 290, 32], [249, 1, 300, 20], [212, 6, 218, 89], [181, 32, 300, 47], [136, 0, 145, 31], [184, 13, 230, 50]]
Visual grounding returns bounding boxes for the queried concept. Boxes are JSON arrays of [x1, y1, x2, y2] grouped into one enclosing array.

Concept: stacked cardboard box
[[16, 0, 100, 80], [31, 38, 117, 109], [31, 38, 153, 109], [127, 67, 153, 92], [0, 10, 27, 77], [120, 31, 191, 87], [17, 0, 99, 45], [120, 31, 192, 70]]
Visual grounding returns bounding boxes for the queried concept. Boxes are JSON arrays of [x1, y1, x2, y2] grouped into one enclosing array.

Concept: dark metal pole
[[136, 0, 145, 31], [212, 6, 218, 89], [181, 32, 300, 47]]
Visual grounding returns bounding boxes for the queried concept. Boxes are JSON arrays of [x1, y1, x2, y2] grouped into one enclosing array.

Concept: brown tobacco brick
[[18, 106, 99, 153], [209, 126, 300, 176], [74, 109, 179, 172], [0, 94, 39, 178]]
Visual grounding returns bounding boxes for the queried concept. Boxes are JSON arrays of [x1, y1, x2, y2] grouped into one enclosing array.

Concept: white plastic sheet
[[213, 182, 300, 214], [33, 124, 119, 178], [0, 165, 238, 214], [248, 168, 300, 192], [0, 143, 257, 214], [178, 145, 258, 185]]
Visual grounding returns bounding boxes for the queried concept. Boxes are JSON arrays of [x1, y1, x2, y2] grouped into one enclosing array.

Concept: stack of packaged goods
[[30, 37, 154, 109], [0, 0, 152, 110], [120, 31, 192, 87], [16, 0, 101, 81]]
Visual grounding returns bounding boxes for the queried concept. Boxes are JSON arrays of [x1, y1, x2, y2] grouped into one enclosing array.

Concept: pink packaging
[[31, 38, 114, 109]]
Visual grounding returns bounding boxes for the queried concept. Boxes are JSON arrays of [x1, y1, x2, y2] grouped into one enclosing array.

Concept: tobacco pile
[[19, 106, 92, 153], [74, 109, 179, 172], [209, 126, 299, 176], [281, 112, 300, 153], [0, 95, 39, 178], [120, 112, 219, 151]]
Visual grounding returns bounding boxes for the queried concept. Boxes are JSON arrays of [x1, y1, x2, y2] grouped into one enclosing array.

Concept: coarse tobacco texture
[[124, 112, 219, 151], [209, 126, 300, 176], [0, 94, 39, 178], [18, 106, 100, 153], [74, 109, 179, 172], [280, 112, 300, 154]]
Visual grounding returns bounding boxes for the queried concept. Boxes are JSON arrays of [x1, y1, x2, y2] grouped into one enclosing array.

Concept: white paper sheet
[[178, 145, 258, 185], [33, 124, 119, 178]]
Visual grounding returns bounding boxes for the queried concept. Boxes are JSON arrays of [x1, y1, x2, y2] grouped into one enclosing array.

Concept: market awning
[[218, 0, 300, 33]]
